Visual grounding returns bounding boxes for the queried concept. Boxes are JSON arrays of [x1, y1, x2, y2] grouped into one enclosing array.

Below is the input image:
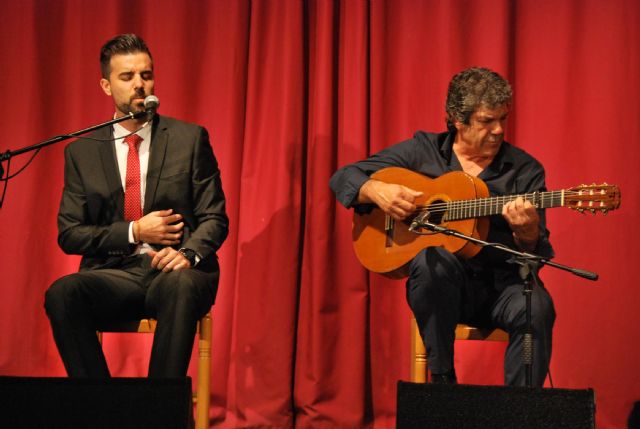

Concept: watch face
[[179, 248, 196, 265]]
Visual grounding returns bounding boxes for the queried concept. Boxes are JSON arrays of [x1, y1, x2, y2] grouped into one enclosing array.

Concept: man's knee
[[44, 275, 77, 317], [502, 285, 556, 332], [407, 247, 465, 314], [408, 247, 463, 291], [147, 270, 214, 312], [531, 287, 556, 331]]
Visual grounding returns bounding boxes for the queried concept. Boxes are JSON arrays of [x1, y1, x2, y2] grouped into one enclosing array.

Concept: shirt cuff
[[128, 222, 136, 244]]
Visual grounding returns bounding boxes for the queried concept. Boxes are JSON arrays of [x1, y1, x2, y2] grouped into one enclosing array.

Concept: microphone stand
[[410, 218, 598, 387], [0, 111, 148, 207]]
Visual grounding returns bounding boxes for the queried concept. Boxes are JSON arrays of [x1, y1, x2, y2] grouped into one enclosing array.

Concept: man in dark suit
[[44, 34, 228, 378]]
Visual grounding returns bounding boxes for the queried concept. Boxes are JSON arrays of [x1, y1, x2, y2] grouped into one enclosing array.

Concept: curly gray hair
[[445, 67, 512, 128]]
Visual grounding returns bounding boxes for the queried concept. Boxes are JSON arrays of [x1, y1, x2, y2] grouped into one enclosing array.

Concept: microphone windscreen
[[144, 95, 160, 111]]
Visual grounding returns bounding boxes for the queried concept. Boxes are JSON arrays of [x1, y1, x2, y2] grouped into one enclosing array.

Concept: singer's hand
[[135, 209, 183, 245], [502, 197, 539, 251], [148, 247, 191, 272], [358, 179, 423, 220]]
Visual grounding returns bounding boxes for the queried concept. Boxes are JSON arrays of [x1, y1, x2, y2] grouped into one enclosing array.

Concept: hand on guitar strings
[[358, 179, 423, 221]]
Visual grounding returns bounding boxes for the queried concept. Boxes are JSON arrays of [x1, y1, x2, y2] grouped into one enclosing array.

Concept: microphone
[[409, 211, 430, 232], [143, 95, 160, 117]]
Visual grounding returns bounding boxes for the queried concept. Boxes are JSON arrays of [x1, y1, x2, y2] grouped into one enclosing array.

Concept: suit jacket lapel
[[144, 115, 169, 214], [96, 126, 125, 218]]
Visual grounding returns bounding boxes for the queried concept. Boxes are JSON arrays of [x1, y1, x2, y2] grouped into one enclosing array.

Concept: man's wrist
[[133, 221, 141, 243], [178, 248, 198, 267], [357, 179, 378, 204], [513, 231, 538, 251]]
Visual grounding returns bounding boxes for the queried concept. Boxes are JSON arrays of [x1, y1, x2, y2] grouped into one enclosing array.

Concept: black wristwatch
[[178, 248, 198, 266]]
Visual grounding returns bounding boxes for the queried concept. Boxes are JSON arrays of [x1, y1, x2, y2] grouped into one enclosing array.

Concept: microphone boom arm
[[412, 220, 598, 281], [0, 110, 145, 164]]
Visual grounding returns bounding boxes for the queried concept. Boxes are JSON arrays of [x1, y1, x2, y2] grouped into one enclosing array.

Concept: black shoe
[[430, 369, 457, 384]]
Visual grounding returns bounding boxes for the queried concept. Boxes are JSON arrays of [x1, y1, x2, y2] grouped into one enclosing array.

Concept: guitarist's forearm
[[357, 179, 379, 204]]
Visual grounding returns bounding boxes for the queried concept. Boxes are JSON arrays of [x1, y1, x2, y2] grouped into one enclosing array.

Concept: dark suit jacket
[[57, 114, 228, 274]]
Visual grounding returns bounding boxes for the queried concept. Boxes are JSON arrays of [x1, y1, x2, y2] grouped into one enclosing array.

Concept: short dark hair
[[100, 34, 152, 79], [445, 67, 512, 128]]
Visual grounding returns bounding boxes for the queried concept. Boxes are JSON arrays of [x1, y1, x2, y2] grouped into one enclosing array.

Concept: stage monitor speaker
[[0, 376, 193, 429], [397, 380, 595, 429]]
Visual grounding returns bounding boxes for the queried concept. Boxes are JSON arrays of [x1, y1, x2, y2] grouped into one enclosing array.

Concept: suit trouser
[[44, 254, 217, 378], [406, 247, 555, 387]]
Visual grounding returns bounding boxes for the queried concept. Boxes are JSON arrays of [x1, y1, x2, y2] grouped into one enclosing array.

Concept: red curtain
[[0, 1, 638, 428]]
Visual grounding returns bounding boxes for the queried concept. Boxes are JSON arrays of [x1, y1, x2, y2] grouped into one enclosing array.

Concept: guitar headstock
[[565, 183, 621, 214]]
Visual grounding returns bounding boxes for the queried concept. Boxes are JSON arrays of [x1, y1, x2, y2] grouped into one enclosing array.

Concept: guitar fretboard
[[438, 190, 566, 221]]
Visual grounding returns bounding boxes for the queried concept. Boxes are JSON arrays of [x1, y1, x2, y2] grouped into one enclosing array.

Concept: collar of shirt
[[439, 129, 515, 179], [112, 118, 153, 149]]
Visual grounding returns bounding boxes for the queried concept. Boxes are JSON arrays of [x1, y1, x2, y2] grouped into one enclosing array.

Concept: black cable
[[0, 147, 41, 181], [0, 154, 11, 207]]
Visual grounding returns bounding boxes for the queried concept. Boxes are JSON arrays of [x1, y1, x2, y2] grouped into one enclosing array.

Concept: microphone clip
[[409, 210, 431, 232]]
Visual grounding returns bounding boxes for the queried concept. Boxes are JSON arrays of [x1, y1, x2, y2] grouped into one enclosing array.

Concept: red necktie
[[124, 134, 143, 221]]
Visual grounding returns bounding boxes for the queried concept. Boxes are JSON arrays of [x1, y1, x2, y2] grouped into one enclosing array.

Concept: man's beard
[[118, 93, 147, 115]]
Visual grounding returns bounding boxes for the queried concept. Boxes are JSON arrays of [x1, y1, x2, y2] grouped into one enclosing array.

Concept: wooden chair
[[410, 317, 508, 383], [97, 312, 212, 429]]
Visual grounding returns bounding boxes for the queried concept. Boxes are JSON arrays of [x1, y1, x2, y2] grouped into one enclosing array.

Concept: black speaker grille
[[397, 381, 595, 429], [0, 376, 193, 429]]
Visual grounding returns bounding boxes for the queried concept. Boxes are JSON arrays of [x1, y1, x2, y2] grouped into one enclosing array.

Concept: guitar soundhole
[[407, 199, 446, 227], [426, 200, 445, 224]]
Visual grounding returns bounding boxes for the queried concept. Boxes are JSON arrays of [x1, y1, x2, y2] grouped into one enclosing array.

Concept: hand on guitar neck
[[358, 179, 423, 221], [502, 196, 540, 251]]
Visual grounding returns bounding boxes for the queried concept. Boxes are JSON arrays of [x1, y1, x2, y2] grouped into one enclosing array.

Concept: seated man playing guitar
[[330, 67, 555, 386]]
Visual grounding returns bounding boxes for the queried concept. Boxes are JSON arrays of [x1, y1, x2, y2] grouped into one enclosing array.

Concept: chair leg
[[195, 313, 212, 429], [409, 322, 509, 385], [410, 318, 427, 383]]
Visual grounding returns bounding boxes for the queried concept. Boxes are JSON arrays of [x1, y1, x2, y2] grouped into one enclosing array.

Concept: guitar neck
[[443, 190, 565, 221]]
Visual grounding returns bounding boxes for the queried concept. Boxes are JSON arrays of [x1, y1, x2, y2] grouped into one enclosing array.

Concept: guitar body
[[352, 168, 490, 278], [351, 167, 620, 278]]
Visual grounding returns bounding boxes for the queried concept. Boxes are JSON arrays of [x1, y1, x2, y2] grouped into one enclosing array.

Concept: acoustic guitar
[[352, 167, 621, 278]]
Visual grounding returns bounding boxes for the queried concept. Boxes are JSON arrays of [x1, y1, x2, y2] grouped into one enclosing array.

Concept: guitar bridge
[[385, 215, 394, 247]]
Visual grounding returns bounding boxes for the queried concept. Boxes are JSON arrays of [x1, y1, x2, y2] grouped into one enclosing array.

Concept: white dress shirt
[[112, 120, 152, 251]]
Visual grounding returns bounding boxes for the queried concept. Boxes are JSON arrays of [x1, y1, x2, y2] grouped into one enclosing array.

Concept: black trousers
[[406, 247, 555, 386], [44, 254, 217, 378]]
